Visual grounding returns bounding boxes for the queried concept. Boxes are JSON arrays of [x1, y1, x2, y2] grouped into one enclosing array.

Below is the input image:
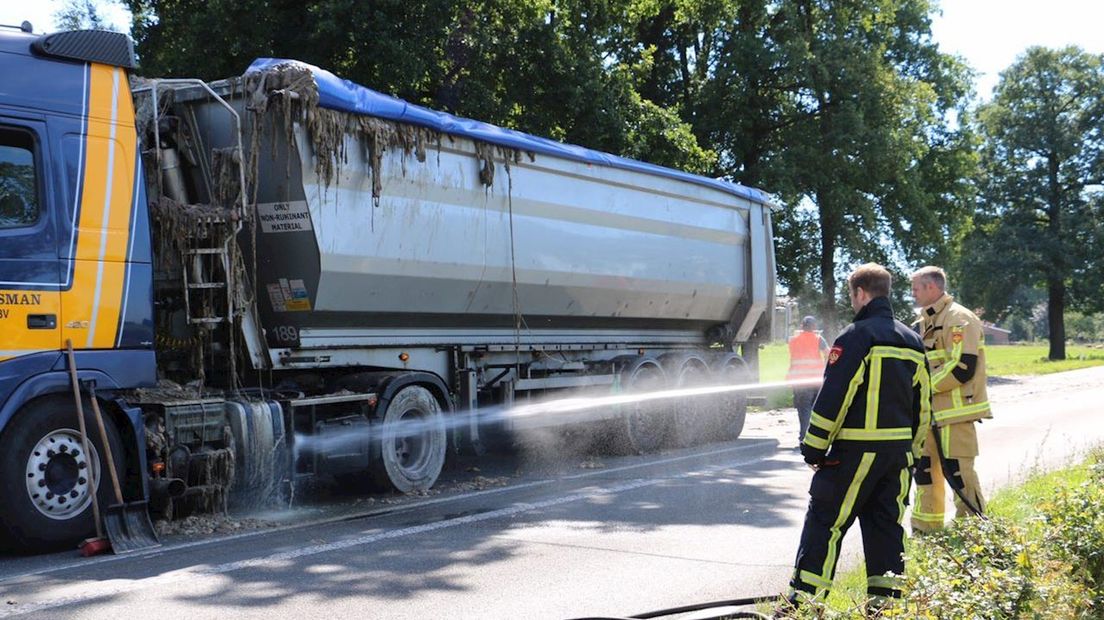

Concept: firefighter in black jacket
[[786, 263, 931, 609]]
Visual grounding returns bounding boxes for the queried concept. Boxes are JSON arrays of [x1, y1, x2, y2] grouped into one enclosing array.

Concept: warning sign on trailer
[[257, 201, 313, 233], [267, 278, 312, 312]]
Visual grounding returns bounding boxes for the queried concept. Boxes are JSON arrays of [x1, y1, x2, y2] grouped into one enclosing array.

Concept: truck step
[[188, 317, 226, 324], [186, 282, 225, 289], [186, 248, 226, 255]]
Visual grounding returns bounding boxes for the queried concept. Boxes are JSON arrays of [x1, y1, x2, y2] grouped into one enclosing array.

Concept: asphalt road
[[1, 366, 1102, 619]]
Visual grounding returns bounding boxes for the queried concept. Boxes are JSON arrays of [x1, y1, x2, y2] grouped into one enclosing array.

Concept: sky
[[930, 0, 1104, 98], [2, 0, 1104, 100], [0, 1, 129, 38]]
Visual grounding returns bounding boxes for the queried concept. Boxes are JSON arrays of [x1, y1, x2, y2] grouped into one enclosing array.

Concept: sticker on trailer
[[285, 278, 311, 311], [267, 279, 312, 312], [267, 284, 288, 312], [257, 200, 313, 233]]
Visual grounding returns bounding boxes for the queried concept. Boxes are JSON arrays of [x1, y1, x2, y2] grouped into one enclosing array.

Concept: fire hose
[[930, 422, 987, 518], [565, 594, 775, 620]]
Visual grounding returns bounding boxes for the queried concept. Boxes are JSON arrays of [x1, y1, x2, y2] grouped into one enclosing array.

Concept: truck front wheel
[[0, 395, 124, 553], [370, 385, 446, 493]]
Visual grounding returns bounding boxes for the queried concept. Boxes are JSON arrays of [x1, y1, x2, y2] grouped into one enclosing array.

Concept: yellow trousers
[[911, 423, 985, 532]]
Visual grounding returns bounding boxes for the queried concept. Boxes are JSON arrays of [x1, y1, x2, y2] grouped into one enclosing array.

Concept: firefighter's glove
[[801, 445, 826, 467]]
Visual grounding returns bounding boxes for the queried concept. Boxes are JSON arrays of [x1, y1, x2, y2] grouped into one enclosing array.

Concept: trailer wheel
[[711, 356, 750, 441], [661, 355, 712, 448], [609, 358, 671, 455], [0, 395, 124, 553], [371, 385, 446, 493]]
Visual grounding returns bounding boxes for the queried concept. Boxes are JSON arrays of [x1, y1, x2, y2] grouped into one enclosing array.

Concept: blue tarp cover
[[246, 58, 772, 205]]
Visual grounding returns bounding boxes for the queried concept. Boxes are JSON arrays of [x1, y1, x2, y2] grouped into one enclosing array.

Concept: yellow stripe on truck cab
[[61, 63, 136, 349]]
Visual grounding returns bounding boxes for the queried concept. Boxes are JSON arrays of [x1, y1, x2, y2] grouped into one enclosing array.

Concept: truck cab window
[[0, 128, 39, 229]]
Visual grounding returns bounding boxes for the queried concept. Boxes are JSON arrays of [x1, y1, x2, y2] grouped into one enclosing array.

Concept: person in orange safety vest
[[788, 316, 829, 445]]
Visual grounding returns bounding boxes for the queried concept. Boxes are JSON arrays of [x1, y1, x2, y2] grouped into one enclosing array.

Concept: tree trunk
[[740, 131, 764, 187], [1046, 153, 1066, 360], [817, 191, 838, 340], [1047, 277, 1066, 360]]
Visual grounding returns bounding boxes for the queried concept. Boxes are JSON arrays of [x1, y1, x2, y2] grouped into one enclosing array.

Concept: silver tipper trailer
[[0, 31, 775, 553], [138, 58, 776, 499]]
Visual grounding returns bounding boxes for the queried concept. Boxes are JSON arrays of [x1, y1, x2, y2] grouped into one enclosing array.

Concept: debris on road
[[452, 476, 511, 491], [154, 515, 277, 538]]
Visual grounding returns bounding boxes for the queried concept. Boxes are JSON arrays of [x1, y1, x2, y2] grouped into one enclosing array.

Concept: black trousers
[[792, 387, 819, 441], [790, 450, 913, 601]]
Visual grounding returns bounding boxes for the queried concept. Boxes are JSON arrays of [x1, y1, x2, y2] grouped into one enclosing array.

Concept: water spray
[[337, 377, 824, 442], [505, 378, 822, 420]]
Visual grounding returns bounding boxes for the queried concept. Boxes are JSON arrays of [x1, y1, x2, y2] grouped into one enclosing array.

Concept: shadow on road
[[0, 437, 803, 615]]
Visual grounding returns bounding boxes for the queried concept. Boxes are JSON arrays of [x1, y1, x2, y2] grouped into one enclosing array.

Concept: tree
[[122, 0, 714, 173], [964, 47, 1104, 360], [622, 0, 974, 331], [749, 0, 974, 331], [55, 0, 117, 31], [121, 0, 976, 336]]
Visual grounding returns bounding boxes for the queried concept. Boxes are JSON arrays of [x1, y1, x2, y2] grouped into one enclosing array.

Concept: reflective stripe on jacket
[[802, 296, 931, 458], [918, 294, 991, 425], [788, 331, 827, 381]]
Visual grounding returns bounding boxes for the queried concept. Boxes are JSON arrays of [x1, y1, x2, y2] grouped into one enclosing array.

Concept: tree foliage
[[962, 47, 1104, 359], [122, 0, 715, 172], [589, 0, 976, 329], [759, 0, 975, 328], [122, 0, 981, 334], [55, 0, 117, 31]]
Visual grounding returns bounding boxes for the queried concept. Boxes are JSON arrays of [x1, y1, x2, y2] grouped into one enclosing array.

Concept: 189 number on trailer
[[272, 325, 298, 343]]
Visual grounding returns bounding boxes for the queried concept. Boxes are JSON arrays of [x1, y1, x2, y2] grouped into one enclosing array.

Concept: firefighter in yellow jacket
[[909, 266, 990, 532]]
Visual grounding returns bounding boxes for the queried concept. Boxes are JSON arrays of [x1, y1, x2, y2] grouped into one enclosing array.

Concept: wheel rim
[[24, 429, 100, 520], [678, 360, 710, 390], [390, 408, 431, 474], [718, 363, 748, 399]]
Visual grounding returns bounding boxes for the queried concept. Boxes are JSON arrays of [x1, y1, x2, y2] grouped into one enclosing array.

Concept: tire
[[608, 358, 672, 455], [662, 355, 712, 448], [711, 356, 750, 441], [226, 400, 287, 509], [369, 385, 446, 493], [0, 395, 125, 553]]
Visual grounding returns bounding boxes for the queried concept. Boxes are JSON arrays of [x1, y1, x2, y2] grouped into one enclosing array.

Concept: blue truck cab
[[0, 27, 156, 550]]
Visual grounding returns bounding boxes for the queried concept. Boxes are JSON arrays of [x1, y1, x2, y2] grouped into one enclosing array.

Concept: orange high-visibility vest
[[787, 331, 826, 381]]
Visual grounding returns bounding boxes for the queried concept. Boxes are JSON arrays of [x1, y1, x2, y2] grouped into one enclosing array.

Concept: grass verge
[[754, 343, 1104, 410], [778, 447, 1104, 618], [984, 344, 1104, 376]]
